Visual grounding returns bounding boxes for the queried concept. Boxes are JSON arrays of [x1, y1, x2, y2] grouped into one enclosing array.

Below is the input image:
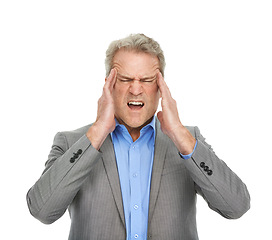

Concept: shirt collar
[[111, 116, 156, 139]]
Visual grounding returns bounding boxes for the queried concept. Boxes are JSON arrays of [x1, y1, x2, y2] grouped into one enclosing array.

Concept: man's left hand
[[156, 72, 196, 155]]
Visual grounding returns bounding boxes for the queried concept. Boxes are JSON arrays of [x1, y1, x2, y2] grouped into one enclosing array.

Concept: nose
[[129, 79, 143, 96]]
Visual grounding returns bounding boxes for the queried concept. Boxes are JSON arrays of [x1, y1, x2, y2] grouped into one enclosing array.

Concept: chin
[[125, 120, 143, 129], [127, 116, 153, 129]]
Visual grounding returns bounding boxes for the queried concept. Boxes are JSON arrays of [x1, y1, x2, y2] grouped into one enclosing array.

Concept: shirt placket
[[129, 143, 142, 239]]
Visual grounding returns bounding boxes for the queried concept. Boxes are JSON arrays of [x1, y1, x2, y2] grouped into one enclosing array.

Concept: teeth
[[128, 101, 144, 106]]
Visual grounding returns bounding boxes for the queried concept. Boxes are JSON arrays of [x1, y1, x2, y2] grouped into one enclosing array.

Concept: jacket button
[[200, 162, 205, 168], [207, 170, 213, 175], [73, 153, 79, 158], [204, 166, 209, 172], [70, 157, 75, 163], [77, 149, 82, 154]]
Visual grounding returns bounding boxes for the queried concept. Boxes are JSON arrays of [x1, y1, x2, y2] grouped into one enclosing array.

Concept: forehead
[[112, 50, 160, 77]]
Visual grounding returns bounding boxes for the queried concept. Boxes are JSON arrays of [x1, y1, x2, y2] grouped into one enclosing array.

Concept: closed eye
[[117, 74, 157, 84], [140, 75, 157, 83], [119, 79, 133, 83], [140, 79, 155, 83]]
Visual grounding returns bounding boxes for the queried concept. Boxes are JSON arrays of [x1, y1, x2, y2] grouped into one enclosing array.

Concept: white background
[[1, 0, 271, 239]]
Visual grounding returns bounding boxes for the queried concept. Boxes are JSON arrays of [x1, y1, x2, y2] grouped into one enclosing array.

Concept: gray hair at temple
[[105, 33, 166, 77]]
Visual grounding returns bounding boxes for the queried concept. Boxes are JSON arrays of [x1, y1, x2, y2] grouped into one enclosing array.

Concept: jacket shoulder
[[185, 126, 197, 138], [57, 124, 92, 147], [62, 124, 92, 135]]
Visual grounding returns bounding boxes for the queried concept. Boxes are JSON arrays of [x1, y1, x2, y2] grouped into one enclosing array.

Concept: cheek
[[113, 85, 127, 105], [149, 87, 160, 102], [146, 88, 160, 110]]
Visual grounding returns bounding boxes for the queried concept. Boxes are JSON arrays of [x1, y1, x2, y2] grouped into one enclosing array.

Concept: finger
[[105, 69, 117, 92], [109, 69, 117, 91], [157, 72, 171, 99], [106, 69, 114, 84], [157, 111, 163, 124]]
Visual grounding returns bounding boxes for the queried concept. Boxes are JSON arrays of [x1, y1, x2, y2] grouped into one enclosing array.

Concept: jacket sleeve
[[26, 132, 102, 224], [183, 126, 250, 219]]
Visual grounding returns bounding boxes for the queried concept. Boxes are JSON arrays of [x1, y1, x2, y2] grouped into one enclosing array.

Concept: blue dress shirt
[[111, 117, 196, 240]]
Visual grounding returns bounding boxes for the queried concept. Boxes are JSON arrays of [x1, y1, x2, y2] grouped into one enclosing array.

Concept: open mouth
[[127, 101, 144, 110]]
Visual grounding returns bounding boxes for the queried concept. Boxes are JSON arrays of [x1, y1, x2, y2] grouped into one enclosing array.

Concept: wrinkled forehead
[[112, 49, 160, 78]]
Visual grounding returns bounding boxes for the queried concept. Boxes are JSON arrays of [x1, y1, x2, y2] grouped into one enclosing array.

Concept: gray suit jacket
[[27, 119, 250, 240]]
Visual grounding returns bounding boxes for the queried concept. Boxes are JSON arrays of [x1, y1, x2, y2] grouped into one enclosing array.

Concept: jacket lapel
[[100, 135, 126, 228], [148, 119, 169, 224], [99, 119, 168, 229]]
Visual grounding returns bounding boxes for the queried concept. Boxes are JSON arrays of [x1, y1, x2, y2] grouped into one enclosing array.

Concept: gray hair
[[105, 33, 165, 77]]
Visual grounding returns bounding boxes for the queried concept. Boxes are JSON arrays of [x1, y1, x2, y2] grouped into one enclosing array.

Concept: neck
[[128, 129, 141, 142], [116, 116, 154, 142]]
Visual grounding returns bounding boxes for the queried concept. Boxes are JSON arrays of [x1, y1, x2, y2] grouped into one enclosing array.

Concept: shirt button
[[134, 204, 139, 210], [134, 234, 139, 238], [133, 173, 138, 178]]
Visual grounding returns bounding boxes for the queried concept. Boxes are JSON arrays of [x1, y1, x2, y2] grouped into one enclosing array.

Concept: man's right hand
[[86, 69, 117, 150]]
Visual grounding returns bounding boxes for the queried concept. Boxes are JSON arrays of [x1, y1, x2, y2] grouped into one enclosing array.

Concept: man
[[27, 34, 250, 240]]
